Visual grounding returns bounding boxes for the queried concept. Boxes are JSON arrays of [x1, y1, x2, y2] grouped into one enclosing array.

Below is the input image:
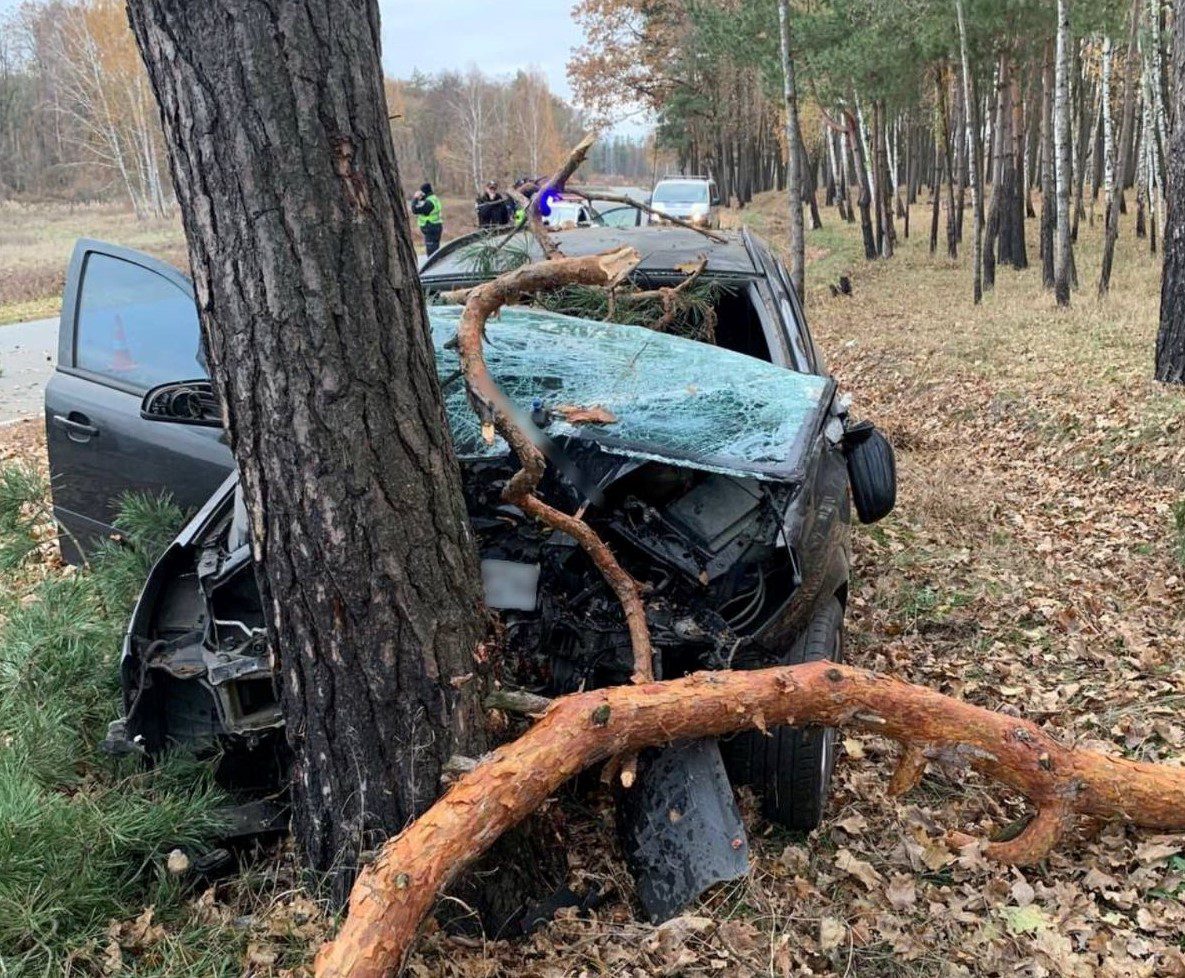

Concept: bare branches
[[454, 249, 655, 685], [315, 660, 1185, 977], [567, 188, 727, 242]]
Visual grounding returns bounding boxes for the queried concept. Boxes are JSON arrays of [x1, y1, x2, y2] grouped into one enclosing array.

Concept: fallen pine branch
[[314, 660, 1185, 977], [455, 246, 655, 684]]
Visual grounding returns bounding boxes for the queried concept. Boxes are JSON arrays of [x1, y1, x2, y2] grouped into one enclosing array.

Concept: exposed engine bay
[[106, 442, 808, 764]]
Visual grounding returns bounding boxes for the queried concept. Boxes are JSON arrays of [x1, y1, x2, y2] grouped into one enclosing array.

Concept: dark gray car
[[47, 226, 895, 922], [44, 240, 233, 561]]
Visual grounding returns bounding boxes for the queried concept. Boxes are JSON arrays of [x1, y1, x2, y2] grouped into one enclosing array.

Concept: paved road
[[0, 317, 57, 425]]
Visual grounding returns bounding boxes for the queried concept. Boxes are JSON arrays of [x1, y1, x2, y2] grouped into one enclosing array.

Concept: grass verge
[[0, 465, 234, 975]]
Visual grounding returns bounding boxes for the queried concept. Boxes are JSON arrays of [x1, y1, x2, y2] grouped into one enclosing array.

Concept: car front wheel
[[720, 597, 844, 831]]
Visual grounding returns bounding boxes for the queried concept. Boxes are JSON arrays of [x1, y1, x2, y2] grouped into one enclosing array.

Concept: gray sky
[[381, 0, 582, 101], [0, 0, 587, 106]]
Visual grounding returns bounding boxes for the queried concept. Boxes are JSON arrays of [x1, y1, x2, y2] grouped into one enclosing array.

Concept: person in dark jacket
[[475, 180, 512, 227], [410, 182, 443, 256]]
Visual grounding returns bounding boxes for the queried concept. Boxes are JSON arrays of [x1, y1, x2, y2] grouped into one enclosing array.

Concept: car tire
[[845, 422, 896, 525], [720, 597, 844, 831]]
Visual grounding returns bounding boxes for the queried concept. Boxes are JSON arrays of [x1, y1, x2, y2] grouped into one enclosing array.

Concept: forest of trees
[[572, 0, 1173, 305], [0, 0, 653, 210]]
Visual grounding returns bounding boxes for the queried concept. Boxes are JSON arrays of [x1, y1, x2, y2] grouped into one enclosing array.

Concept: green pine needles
[[0, 466, 230, 975]]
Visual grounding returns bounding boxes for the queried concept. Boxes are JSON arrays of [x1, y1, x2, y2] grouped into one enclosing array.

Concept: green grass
[[0, 465, 235, 975]]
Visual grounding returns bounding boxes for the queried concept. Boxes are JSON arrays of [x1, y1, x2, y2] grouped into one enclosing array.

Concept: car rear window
[[75, 252, 206, 390]]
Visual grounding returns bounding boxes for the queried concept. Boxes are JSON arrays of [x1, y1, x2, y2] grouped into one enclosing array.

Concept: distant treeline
[[0, 0, 656, 214]]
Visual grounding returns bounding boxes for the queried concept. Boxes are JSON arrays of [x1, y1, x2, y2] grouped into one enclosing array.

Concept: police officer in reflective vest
[[411, 182, 443, 256]]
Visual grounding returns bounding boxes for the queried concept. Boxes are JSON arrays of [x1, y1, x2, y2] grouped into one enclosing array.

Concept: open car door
[[44, 239, 234, 562]]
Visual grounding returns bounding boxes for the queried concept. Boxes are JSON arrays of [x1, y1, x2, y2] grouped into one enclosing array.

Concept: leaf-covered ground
[[2, 196, 1183, 977], [401, 200, 1185, 977]]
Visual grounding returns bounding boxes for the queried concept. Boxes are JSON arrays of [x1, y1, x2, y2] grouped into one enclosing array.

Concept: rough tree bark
[[1054, 0, 1075, 306], [1100, 0, 1145, 296], [938, 63, 959, 259], [955, 0, 984, 303], [778, 0, 805, 299], [316, 661, 1185, 978], [984, 56, 1007, 289], [845, 108, 878, 259], [1041, 40, 1057, 288], [125, 0, 488, 895], [1156, 0, 1185, 383]]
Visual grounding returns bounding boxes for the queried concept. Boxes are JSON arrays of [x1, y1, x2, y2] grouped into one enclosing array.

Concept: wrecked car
[[45, 226, 895, 921]]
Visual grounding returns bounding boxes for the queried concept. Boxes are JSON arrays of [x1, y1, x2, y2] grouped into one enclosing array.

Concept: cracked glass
[[429, 306, 830, 479]]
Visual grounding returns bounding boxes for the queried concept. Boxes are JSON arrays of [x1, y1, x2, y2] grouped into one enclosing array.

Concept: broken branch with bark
[[565, 189, 728, 243], [454, 249, 655, 684], [316, 660, 1185, 978], [493, 131, 599, 258], [612, 256, 709, 332]]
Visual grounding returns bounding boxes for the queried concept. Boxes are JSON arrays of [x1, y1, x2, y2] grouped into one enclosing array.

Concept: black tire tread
[[721, 598, 844, 830], [847, 429, 896, 525]]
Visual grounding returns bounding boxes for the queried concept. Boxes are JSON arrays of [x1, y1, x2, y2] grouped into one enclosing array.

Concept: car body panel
[[50, 223, 878, 923], [46, 239, 233, 560]]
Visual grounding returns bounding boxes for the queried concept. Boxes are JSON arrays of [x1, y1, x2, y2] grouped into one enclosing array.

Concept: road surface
[[0, 317, 57, 425]]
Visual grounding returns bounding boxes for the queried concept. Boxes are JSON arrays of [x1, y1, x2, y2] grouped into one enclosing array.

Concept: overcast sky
[[381, 0, 582, 101], [0, 0, 588, 107]]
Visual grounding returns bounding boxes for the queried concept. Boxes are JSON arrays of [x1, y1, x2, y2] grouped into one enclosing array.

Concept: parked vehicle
[[49, 225, 894, 921], [648, 176, 722, 228], [573, 186, 650, 228], [540, 198, 597, 227]]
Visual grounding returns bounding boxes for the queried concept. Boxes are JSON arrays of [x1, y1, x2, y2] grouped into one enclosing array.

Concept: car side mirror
[[711, 194, 722, 207], [141, 380, 222, 427], [843, 421, 896, 524]]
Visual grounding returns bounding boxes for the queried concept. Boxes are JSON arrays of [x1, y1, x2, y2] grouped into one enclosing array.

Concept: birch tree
[[955, 0, 983, 304], [1099, 0, 1145, 296], [778, 0, 804, 299], [1054, 0, 1074, 306]]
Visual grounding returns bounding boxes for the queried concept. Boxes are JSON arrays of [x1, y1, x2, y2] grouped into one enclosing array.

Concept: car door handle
[[53, 413, 99, 442]]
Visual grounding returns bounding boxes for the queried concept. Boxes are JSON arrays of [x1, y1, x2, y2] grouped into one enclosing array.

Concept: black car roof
[[420, 225, 760, 281]]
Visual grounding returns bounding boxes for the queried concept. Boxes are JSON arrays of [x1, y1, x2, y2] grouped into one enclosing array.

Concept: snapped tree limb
[[315, 660, 1185, 978], [566, 189, 728, 242], [494, 131, 598, 259], [454, 248, 655, 684]]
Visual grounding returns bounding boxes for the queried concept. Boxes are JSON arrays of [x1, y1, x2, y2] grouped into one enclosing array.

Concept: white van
[[648, 176, 721, 228]]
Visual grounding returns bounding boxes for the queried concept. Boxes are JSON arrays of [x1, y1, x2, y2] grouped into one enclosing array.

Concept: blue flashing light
[[537, 186, 560, 217]]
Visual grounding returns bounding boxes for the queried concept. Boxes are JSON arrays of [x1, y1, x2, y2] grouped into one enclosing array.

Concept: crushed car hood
[[429, 306, 831, 479]]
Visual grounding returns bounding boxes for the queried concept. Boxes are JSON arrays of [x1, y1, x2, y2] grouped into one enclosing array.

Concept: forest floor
[[1, 194, 1184, 977], [0, 196, 479, 325]]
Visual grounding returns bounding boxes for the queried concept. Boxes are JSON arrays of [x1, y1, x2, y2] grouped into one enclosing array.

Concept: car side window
[[75, 252, 206, 390], [768, 258, 828, 374]]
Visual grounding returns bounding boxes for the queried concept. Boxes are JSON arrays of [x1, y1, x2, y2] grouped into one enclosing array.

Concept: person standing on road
[[411, 182, 443, 256], [475, 180, 511, 227]]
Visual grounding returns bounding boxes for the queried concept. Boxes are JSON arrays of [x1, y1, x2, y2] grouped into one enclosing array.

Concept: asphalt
[[0, 317, 57, 425]]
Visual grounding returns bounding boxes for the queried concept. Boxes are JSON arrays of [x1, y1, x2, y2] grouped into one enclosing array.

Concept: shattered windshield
[[429, 306, 830, 479]]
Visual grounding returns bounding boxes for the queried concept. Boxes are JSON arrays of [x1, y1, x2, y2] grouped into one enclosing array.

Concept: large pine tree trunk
[[1156, 0, 1185, 383], [126, 0, 488, 896]]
